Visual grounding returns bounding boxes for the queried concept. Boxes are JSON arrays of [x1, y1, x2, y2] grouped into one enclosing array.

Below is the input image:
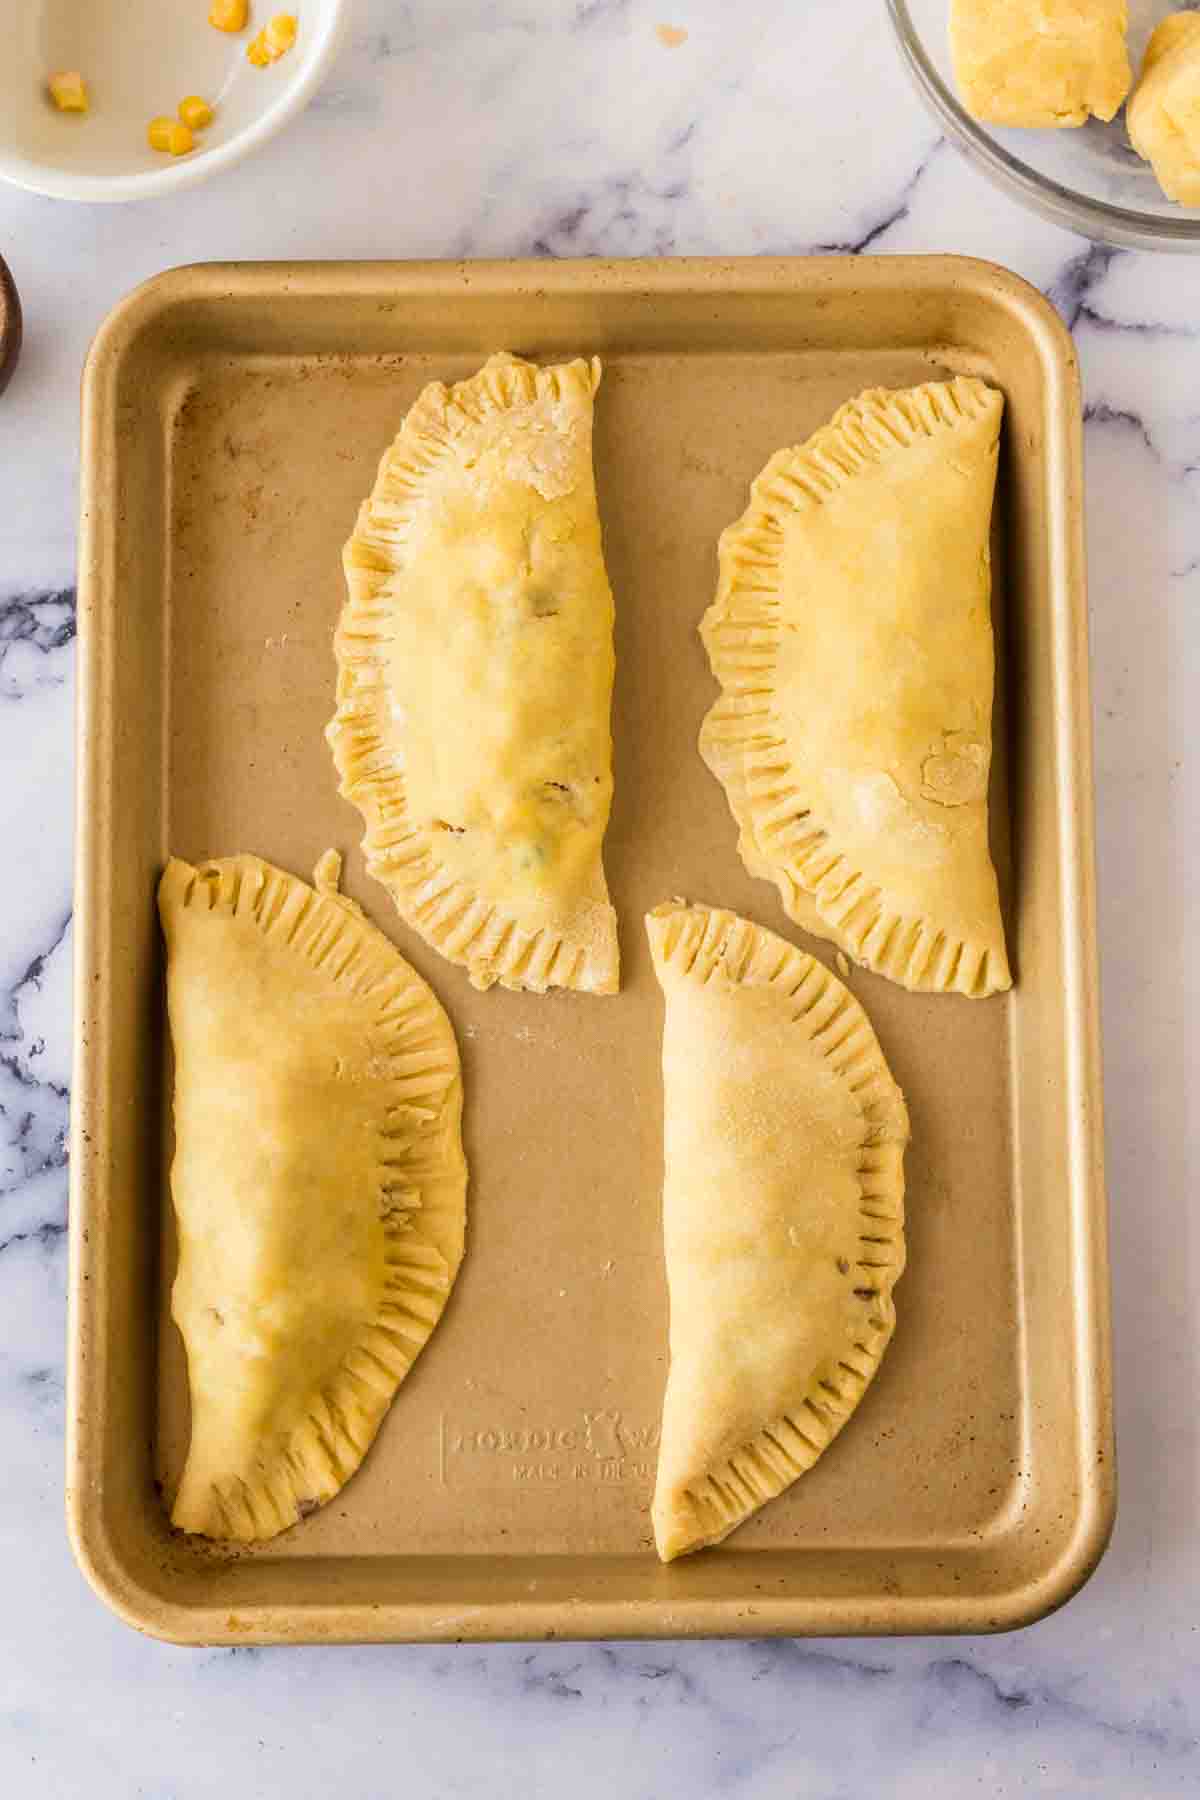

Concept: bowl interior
[[0, 0, 338, 195], [896, 0, 1200, 244]]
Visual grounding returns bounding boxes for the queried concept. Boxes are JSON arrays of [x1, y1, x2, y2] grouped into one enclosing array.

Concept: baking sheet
[[69, 257, 1112, 1642]]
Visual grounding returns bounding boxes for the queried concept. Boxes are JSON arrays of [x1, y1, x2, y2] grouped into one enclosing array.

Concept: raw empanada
[[328, 353, 619, 996], [160, 851, 467, 1541], [950, 0, 1131, 128], [647, 903, 908, 1561], [700, 377, 1012, 998], [1128, 13, 1200, 208]]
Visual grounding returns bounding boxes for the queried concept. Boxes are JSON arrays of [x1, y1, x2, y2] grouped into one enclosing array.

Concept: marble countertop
[[2, 2, 1198, 1793]]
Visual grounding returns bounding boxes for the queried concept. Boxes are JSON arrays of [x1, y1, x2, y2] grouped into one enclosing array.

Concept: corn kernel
[[48, 71, 89, 113], [265, 12, 297, 52], [178, 95, 214, 130], [247, 13, 297, 64], [147, 116, 194, 155], [209, 0, 248, 31]]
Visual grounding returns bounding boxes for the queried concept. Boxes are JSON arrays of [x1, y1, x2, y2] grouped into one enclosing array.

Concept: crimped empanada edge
[[327, 353, 619, 997], [647, 901, 908, 1563], [160, 853, 467, 1542], [699, 376, 1012, 999]]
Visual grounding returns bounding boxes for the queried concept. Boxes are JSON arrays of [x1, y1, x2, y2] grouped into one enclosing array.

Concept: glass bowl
[[887, 0, 1200, 251]]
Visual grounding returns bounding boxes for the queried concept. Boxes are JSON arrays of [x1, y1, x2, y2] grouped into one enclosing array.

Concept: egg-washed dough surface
[[950, 0, 1131, 127], [700, 376, 1011, 998], [1128, 12, 1200, 207], [328, 352, 618, 996], [160, 851, 467, 1541], [647, 902, 909, 1561]]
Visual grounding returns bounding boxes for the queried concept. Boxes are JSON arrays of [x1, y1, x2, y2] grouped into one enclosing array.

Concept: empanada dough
[[647, 903, 908, 1561], [1128, 13, 1200, 207], [700, 378, 1012, 998], [160, 851, 467, 1541], [328, 353, 618, 995], [950, 0, 1131, 127]]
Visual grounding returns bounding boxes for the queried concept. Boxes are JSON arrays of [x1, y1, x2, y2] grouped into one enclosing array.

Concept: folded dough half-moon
[[328, 353, 618, 995], [647, 902, 908, 1561], [160, 851, 467, 1541], [700, 377, 1011, 998]]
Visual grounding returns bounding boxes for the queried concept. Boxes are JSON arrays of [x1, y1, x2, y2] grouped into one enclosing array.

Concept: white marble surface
[[1, 1, 1198, 1793]]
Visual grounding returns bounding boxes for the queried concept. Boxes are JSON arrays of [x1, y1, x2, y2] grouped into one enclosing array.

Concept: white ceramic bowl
[[0, 0, 347, 203]]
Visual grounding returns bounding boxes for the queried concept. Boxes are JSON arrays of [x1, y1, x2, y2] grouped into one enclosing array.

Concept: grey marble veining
[[1, 1, 1198, 1794]]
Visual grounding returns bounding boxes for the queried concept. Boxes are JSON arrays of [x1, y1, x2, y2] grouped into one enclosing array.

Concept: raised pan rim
[[69, 256, 1114, 1644]]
